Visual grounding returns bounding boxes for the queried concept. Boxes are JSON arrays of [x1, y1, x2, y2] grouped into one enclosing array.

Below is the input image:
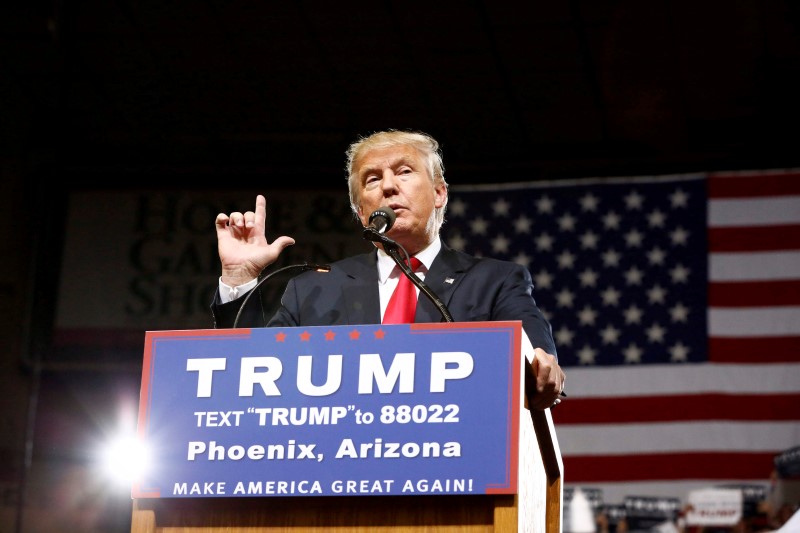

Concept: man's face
[[354, 144, 447, 254]]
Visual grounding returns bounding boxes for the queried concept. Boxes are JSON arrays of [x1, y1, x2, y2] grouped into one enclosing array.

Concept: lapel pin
[[445, 277, 455, 284]]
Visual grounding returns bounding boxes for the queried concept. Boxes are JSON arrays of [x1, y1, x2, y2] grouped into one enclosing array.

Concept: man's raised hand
[[216, 194, 295, 287]]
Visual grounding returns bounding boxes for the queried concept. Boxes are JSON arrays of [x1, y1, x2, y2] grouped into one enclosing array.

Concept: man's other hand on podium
[[526, 348, 566, 411]]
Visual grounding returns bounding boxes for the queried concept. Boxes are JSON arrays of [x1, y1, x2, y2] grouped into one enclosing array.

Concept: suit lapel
[[416, 244, 475, 323], [336, 245, 475, 325]]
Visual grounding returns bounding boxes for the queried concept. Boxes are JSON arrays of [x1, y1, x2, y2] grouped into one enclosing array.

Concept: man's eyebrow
[[359, 156, 415, 176]]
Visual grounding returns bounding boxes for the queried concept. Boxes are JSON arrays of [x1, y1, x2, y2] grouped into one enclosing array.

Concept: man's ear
[[434, 183, 448, 209], [356, 205, 368, 226]]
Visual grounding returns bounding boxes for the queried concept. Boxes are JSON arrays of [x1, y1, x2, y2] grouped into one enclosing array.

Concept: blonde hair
[[345, 129, 448, 230]]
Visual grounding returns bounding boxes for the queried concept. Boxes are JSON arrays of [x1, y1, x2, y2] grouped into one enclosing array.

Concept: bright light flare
[[97, 432, 151, 489]]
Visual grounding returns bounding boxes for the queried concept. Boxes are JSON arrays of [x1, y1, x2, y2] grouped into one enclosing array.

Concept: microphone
[[233, 262, 331, 328], [362, 207, 397, 242]]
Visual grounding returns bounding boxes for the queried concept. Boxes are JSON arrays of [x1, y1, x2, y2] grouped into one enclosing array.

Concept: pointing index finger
[[254, 194, 267, 232]]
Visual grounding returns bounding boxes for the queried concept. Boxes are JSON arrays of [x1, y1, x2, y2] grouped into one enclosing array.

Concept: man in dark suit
[[211, 129, 565, 410]]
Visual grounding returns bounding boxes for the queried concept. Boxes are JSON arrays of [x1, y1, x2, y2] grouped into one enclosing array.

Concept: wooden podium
[[130, 323, 563, 533]]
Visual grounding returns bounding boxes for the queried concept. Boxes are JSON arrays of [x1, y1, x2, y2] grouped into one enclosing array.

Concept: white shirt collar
[[377, 236, 441, 284]]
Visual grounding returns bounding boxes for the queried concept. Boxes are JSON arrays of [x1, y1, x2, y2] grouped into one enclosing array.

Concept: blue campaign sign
[[133, 321, 524, 499]]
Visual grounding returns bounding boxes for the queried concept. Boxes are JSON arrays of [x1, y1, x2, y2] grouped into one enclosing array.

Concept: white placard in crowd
[[685, 488, 742, 526]]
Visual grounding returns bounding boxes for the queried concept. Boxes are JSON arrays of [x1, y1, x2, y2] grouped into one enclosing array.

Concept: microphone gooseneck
[[361, 216, 454, 323], [233, 262, 332, 328], [384, 243, 454, 323]]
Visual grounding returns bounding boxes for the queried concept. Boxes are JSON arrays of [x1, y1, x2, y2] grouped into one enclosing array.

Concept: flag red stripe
[[709, 280, 800, 307], [709, 174, 800, 198], [564, 452, 775, 482], [709, 225, 800, 252], [708, 336, 800, 363], [551, 394, 800, 424]]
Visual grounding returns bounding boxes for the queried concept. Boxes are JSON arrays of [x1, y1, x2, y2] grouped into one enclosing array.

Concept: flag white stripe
[[565, 364, 800, 398], [709, 196, 800, 227], [709, 307, 800, 337], [709, 251, 800, 281], [558, 421, 800, 455]]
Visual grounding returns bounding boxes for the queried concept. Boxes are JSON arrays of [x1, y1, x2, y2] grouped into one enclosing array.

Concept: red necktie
[[383, 257, 422, 324]]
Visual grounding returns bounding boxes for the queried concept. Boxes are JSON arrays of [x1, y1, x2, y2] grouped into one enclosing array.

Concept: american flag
[[443, 170, 800, 505]]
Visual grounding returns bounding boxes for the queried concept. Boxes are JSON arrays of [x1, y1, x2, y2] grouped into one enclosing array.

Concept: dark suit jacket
[[211, 243, 557, 355]]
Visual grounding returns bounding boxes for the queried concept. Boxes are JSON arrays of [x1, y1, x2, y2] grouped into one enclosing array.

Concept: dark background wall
[[1, 1, 799, 531], [6, 1, 800, 191]]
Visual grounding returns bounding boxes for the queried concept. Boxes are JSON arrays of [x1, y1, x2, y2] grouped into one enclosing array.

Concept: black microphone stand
[[364, 229, 454, 323], [233, 262, 331, 328]]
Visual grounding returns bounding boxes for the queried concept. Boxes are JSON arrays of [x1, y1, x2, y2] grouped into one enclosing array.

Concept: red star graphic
[[299, 331, 311, 341], [348, 329, 361, 340], [275, 332, 286, 342], [325, 330, 336, 341], [374, 329, 386, 340]]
